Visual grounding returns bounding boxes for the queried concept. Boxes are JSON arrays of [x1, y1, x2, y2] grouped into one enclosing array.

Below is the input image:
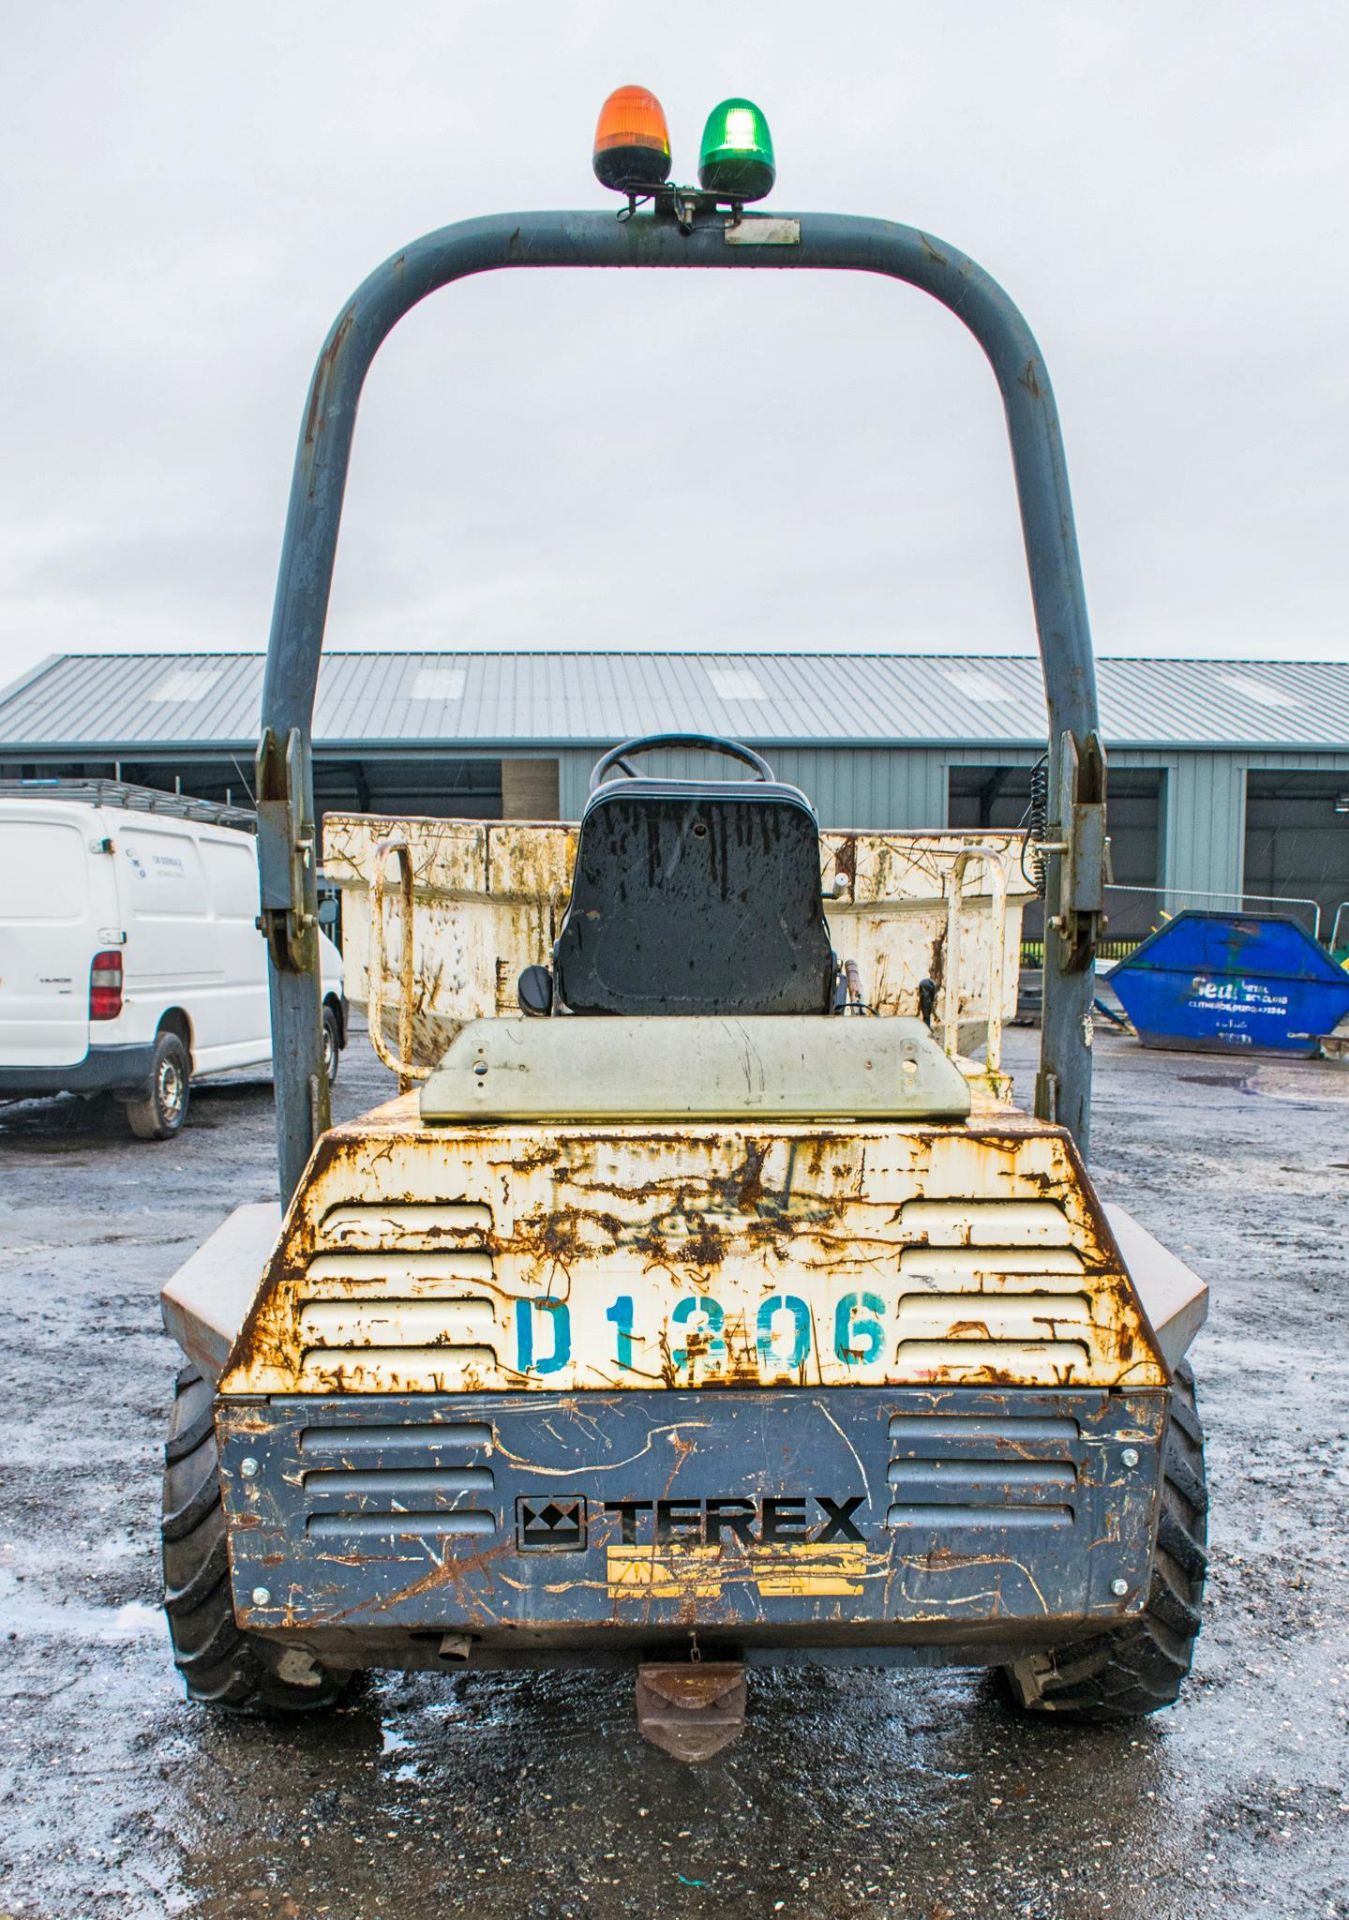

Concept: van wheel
[[1001, 1363, 1208, 1720], [322, 1005, 341, 1087], [126, 1031, 191, 1140], [163, 1365, 348, 1714]]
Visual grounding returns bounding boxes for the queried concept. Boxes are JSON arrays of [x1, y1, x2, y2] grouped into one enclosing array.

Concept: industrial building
[[1, 650, 1346, 942]]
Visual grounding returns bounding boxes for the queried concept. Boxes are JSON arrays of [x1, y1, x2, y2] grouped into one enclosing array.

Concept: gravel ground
[[1, 1023, 1346, 1920]]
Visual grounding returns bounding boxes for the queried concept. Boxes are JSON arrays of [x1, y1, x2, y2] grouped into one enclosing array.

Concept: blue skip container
[[1109, 911, 1349, 1057]]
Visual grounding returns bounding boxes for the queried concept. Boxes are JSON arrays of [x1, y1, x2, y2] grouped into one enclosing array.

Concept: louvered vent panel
[[893, 1292, 1092, 1341], [299, 1414, 496, 1540], [886, 1406, 1082, 1531], [894, 1199, 1094, 1379], [299, 1203, 499, 1390], [900, 1199, 1073, 1247], [318, 1203, 492, 1250]]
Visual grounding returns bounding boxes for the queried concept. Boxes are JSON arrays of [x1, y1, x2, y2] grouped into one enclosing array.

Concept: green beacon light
[[697, 97, 775, 203]]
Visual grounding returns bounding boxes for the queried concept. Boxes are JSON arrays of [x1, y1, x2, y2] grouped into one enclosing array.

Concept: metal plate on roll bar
[[724, 218, 801, 245]]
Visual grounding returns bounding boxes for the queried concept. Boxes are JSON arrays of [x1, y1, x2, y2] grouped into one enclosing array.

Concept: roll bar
[[257, 205, 1108, 1203]]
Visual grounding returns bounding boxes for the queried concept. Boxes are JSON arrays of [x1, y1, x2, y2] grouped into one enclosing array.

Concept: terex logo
[[602, 1495, 866, 1547]]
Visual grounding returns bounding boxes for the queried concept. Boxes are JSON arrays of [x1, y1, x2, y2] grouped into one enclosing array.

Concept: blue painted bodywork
[[219, 1387, 1166, 1662], [1110, 911, 1349, 1057]]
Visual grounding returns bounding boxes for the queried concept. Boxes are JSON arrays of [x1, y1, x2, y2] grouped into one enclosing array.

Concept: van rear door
[[195, 831, 271, 1065], [0, 810, 98, 1068]]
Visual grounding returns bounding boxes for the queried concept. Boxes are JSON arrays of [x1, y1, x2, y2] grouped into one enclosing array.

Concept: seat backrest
[[553, 778, 836, 1016]]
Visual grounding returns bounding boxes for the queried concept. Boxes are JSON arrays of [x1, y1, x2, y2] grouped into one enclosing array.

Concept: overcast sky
[[2, 1, 1347, 690]]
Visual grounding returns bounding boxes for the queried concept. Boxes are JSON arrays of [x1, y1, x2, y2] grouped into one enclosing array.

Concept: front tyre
[[1002, 1362, 1208, 1720], [162, 1365, 348, 1713], [126, 1031, 190, 1140]]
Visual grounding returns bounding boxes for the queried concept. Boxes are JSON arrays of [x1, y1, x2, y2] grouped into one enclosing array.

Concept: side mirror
[[317, 898, 339, 927], [518, 965, 554, 1017]]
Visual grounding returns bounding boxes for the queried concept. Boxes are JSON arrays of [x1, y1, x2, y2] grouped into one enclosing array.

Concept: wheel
[[162, 1365, 348, 1713], [1002, 1361, 1208, 1720], [126, 1031, 191, 1140], [322, 1005, 341, 1087]]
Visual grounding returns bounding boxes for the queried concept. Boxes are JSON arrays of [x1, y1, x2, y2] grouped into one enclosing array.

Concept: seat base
[[420, 1015, 972, 1123]]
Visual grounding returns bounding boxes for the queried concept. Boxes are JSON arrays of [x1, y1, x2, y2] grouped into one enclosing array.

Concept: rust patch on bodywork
[[323, 815, 1035, 1066], [219, 1102, 1167, 1398]]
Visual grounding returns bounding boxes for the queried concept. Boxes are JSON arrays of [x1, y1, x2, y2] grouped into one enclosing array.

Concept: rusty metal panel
[[825, 830, 1028, 1050], [325, 815, 571, 1068], [217, 1386, 1166, 1642], [323, 816, 1033, 1069], [218, 1112, 1166, 1396]]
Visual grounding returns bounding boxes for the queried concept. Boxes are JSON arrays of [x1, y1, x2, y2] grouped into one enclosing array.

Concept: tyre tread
[[160, 1367, 347, 1715], [1002, 1366, 1207, 1722]]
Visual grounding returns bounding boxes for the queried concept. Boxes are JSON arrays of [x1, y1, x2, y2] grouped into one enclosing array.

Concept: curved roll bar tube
[[257, 208, 1107, 1204]]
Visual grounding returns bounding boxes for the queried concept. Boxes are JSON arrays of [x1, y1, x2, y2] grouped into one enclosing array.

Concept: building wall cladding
[[558, 742, 1348, 929], [556, 745, 949, 827], [1, 653, 1345, 927]]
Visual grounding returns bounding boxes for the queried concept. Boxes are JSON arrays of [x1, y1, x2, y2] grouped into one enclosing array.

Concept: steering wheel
[[589, 733, 776, 793]]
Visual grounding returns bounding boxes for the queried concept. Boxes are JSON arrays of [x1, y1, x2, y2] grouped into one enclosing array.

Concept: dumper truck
[[159, 89, 1208, 1760]]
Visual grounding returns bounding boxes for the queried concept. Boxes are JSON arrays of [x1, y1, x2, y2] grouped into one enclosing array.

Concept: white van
[[0, 781, 346, 1139]]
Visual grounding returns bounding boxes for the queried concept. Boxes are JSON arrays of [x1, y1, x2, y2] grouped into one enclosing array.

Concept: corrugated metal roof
[[1, 651, 1347, 753]]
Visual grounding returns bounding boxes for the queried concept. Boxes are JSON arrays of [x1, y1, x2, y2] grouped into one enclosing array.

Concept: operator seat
[[551, 734, 837, 1017]]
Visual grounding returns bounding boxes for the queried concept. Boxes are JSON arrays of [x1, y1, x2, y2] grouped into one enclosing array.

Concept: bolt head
[[1121, 1447, 1140, 1468], [1110, 1577, 1129, 1598], [239, 1457, 259, 1479], [251, 1585, 271, 1607]]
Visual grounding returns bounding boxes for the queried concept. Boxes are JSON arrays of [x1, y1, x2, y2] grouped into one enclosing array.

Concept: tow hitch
[[635, 1662, 747, 1763]]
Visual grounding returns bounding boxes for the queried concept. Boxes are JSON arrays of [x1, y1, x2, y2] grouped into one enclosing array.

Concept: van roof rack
[[0, 777, 257, 833]]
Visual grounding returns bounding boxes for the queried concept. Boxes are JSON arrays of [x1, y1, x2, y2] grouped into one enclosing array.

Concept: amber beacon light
[[592, 85, 672, 191]]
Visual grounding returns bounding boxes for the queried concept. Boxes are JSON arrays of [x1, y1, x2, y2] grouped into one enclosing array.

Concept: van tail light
[[90, 950, 124, 1021]]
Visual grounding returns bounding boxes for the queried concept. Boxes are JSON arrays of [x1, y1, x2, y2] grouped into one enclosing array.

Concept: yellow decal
[[607, 1542, 870, 1600]]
